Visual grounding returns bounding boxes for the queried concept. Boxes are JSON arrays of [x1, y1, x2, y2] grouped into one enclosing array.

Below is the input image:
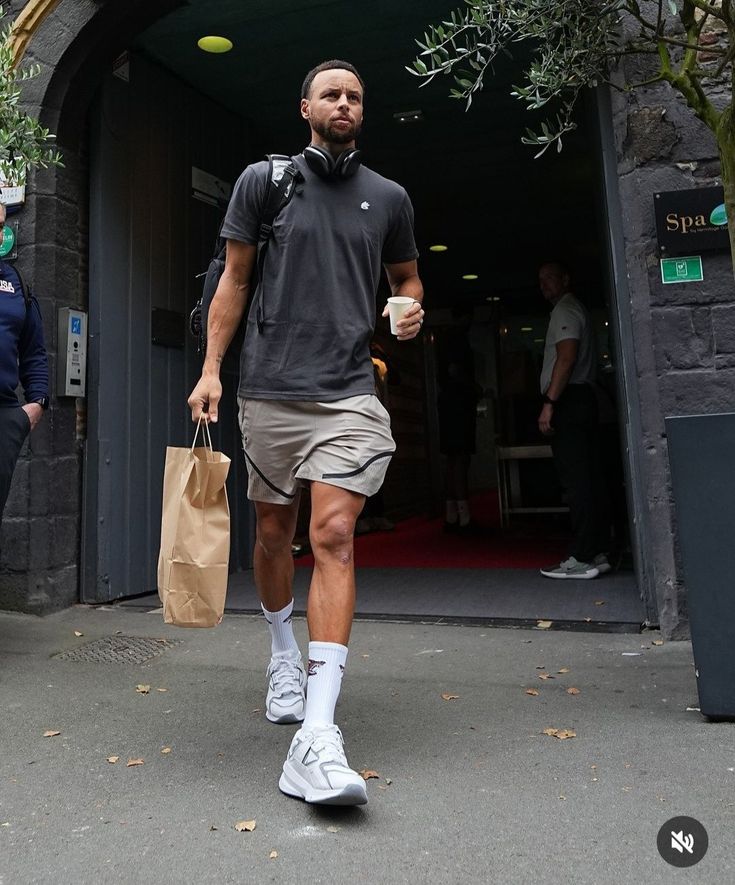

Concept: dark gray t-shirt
[[220, 154, 418, 401]]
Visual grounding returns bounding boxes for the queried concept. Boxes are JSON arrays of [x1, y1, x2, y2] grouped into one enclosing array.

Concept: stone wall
[[0, 0, 177, 613], [613, 19, 734, 637]]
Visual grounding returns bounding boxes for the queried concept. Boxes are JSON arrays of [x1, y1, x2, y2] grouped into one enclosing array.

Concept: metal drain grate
[[54, 635, 180, 665]]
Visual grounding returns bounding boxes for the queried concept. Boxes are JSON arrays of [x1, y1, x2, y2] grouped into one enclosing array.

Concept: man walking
[[537, 261, 609, 580], [188, 60, 423, 805], [0, 202, 49, 526]]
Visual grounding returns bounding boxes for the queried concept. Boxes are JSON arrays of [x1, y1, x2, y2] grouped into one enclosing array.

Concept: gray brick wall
[[613, 39, 735, 635]]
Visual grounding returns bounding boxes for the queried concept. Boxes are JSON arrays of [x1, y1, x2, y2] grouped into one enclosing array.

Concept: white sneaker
[[266, 650, 306, 724], [279, 724, 368, 805], [540, 556, 600, 579]]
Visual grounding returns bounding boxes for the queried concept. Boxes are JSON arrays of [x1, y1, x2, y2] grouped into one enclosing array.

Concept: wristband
[[542, 394, 556, 405]]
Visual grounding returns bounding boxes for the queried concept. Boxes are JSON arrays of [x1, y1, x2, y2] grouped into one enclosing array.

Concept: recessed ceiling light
[[462, 274, 479, 281], [429, 244, 448, 252], [393, 109, 424, 123], [521, 326, 533, 332], [534, 338, 544, 343], [197, 36, 233, 53], [492, 297, 500, 302]]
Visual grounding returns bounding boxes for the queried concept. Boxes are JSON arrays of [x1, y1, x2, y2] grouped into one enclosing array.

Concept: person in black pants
[[536, 262, 609, 579], [0, 202, 49, 525]]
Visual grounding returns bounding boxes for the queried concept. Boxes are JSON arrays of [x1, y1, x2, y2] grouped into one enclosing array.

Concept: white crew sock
[[303, 641, 348, 728], [261, 599, 299, 656], [445, 500, 458, 524], [457, 500, 471, 527]]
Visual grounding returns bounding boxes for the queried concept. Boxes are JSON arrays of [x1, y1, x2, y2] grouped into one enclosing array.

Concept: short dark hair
[[539, 260, 572, 279], [301, 60, 365, 100]]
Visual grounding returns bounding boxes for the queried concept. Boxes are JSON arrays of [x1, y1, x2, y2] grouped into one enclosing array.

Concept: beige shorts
[[237, 394, 396, 505]]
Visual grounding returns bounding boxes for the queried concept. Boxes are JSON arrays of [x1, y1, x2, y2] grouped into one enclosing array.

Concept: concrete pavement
[[1, 604, 733, 884]]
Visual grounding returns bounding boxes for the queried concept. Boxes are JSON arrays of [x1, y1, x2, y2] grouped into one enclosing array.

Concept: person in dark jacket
[[0, 202, 49, 521]]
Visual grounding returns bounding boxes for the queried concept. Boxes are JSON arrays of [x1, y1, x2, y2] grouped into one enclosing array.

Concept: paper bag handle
[[191, 415, 214, 460]]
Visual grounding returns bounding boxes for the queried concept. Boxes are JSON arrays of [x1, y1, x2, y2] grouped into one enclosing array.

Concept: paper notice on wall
[[0, 185, 25, 207], [192, 167, 232, 208]]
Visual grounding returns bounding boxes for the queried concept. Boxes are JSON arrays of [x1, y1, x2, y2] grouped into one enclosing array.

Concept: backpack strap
[[191, 155, 301, 353], [255, 154, 301, 333]]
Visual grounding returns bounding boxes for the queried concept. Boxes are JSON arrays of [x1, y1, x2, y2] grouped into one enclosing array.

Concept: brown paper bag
[[157, 418, 231, 627]]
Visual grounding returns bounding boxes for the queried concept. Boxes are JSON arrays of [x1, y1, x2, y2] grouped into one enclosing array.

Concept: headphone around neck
[[303, 145, 362, 180]]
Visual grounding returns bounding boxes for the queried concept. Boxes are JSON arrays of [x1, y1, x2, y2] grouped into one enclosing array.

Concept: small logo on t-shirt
[[0, 278, 16, 294], [360, 201, 370, 210]]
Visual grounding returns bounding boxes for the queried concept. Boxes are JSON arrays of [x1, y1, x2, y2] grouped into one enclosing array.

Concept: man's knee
[[255, 504, 297, 557], [310, 511, 356, 561]]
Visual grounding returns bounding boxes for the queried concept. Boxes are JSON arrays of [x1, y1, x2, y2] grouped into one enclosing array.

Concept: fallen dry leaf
[[209, 825, 218, 831], [235, 820, 256, 832], [537, 673, 555, 681], [156, 688, 168, 693], [525, 688, 540, 696], [126, 758, 144, 767], [441, 692, 459, 701], [594, 600, 605, 606], [106, 756, 120, 764], [136, 684, 151, 695], [43, 730, 61, 738], [161, 747, 172, 755], [326, 825, 340, 833], [359, 769, 380, 780], [74, 631, 84, 637], [269, 851, 278, 860], [558, 667, 571, 674], [567, 687, 581, 695], [584, 617, 592, 623], [361, 654, 370, 658], [652, 640, 664, 646], [385, 777, 392, 785], [536, 620, 552, 630], [542, 728, 576, 740]]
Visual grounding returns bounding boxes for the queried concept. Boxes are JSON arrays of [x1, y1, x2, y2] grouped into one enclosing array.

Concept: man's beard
[[311, 116, 362, 145]]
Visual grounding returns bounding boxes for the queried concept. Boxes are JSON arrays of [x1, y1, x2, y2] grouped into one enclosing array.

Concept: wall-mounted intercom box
[[57, 307, 87, 397]]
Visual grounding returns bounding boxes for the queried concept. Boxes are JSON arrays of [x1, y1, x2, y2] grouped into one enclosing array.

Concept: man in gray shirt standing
[[188, 60, 424, 806], [537, 262, 609, 580]]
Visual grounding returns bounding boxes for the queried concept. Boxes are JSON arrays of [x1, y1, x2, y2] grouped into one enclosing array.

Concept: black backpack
[[189, 154, 301, 354]]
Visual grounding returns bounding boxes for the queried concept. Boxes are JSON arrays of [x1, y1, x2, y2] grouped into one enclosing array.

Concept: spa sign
[[654, 186, 729, 256]]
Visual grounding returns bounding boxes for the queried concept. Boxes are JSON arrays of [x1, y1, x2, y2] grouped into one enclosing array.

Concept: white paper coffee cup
[[387, 296, 416, 335]]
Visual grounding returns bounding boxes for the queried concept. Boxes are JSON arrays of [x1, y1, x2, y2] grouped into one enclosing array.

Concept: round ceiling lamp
[[462, 274, 479, 281], [429, 244, 448, 252], [197, 36, 234, 54]]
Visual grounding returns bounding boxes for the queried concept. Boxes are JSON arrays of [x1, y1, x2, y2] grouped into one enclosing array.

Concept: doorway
[[86, 1, 646, 627]]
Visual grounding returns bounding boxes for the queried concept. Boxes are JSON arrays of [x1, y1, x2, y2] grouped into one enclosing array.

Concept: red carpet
[[295, 489, 568, 569]]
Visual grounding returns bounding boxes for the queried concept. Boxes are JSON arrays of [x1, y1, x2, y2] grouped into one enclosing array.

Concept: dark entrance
[[76, 0, 645, 626]]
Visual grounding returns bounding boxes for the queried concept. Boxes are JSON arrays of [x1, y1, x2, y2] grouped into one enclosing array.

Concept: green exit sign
[[660, 256, 703, 284]]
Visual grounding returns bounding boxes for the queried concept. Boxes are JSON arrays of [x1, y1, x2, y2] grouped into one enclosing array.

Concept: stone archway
[[0, 0, 179, 613]]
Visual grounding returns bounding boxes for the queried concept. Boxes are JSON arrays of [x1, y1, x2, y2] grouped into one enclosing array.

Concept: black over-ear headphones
[[303, 145, 362, 180]]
